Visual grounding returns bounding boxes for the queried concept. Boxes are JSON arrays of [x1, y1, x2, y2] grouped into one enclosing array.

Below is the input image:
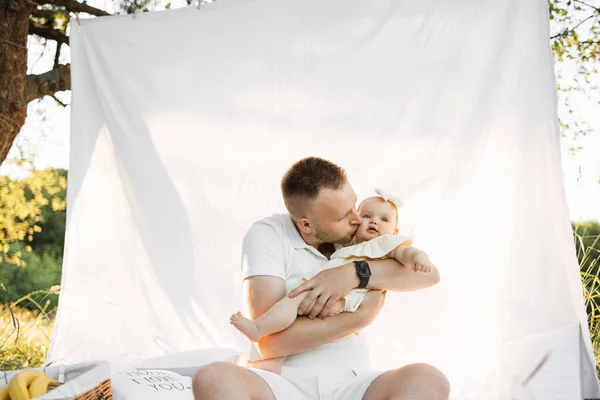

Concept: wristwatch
[[353, 261, 371, 289]]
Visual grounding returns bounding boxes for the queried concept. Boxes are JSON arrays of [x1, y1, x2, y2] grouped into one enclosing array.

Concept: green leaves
[[0, 168, 67, 267], [549, 0, 600, 139], [0, 168, 66, 313]]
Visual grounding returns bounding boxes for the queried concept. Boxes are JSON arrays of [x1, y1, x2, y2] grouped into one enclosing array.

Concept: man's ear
[[296, 218, 313, 235]]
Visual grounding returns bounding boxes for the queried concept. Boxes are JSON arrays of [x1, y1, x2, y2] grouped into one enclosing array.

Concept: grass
[[0, 288, 57, 370], [577, 225, 600, 377]]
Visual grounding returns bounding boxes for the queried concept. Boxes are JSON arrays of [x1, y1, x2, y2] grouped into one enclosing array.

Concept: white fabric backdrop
[[47, 0, 600, 398]]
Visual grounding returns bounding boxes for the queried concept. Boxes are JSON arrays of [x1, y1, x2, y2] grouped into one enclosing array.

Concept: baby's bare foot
[[230, 312, 263, 342]]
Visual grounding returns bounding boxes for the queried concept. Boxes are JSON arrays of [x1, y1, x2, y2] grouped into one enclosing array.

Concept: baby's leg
[[231, 292, 309, 342], [328, 298, 346, 316]]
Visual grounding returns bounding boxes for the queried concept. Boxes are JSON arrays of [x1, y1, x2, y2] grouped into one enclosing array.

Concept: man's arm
[[367, 258, 440, 290], [245, 275, 384, 359], [290, 258, 440, 319]]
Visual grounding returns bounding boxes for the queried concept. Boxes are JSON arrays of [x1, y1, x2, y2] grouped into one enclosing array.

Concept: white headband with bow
[[375, 188, 404, 208]]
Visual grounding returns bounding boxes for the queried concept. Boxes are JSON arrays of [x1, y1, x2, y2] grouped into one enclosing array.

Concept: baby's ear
[[393, 228, 399, 235]]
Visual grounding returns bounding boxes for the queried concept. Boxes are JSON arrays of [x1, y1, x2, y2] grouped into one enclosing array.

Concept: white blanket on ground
[[49, 0, 599, 398]]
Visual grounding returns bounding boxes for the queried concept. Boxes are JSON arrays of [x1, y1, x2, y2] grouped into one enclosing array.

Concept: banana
[[28, 375, 60, 399], [0, 385, 10, 400], [7, 371, 46, 400]]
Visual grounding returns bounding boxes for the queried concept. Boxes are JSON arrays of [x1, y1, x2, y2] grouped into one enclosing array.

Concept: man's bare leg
[[192, 362, 275, 400], [363, 363, 450, 400]]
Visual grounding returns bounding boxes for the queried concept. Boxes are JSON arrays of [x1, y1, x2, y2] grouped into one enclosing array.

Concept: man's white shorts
[[250, 366, 383, 400]]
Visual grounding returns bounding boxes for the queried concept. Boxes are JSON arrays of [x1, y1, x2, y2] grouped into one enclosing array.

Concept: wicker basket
[[74, 378, 112, 400]]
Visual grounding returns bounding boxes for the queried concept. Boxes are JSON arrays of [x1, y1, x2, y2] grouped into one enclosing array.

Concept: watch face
[[358, 262, 370, 276]]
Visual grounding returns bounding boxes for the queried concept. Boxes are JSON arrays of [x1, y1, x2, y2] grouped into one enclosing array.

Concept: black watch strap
[[353, 260, 371, 289]]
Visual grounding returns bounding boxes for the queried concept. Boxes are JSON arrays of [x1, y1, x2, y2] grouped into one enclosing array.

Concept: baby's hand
[[412, 254, 434, 273]]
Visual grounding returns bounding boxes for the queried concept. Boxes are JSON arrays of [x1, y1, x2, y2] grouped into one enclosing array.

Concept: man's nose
[[350, 209, 361, 226]]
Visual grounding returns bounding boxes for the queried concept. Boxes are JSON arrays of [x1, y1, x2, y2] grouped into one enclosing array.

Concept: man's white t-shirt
[[241, 213, 371, 371]]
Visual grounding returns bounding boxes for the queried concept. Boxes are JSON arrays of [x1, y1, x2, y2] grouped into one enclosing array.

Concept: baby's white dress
[[303, 234, 411, 312]]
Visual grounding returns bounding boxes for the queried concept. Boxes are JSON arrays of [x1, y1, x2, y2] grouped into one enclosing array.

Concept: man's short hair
[[281, 157, 347, 216]]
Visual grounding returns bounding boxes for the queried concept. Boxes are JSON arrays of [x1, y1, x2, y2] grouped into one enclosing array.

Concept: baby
[[231, 188, 436, 373]]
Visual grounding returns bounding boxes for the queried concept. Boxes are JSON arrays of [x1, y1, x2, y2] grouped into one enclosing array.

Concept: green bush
[[0, 243, 62, 310], [0, 168, 67, 268], [0, 168, 66, 311]]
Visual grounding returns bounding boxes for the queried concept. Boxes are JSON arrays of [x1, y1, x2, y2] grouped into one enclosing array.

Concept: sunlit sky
[[1, 1, 599, 222]]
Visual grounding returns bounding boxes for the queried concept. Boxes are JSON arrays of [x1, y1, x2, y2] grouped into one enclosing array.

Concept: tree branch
[[574, 0, 600, 13], [26, 64, 71, 103], [31, 8, 70, 19], [29, 21, 69, 45], [550, 13, 596, 40], [51, 94, 67, 107], [32, 0, 109, 16], [54, 42, 62, 67]]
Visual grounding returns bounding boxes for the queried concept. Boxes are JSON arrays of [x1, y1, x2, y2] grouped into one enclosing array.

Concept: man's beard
[[315, 227, 356, 245]]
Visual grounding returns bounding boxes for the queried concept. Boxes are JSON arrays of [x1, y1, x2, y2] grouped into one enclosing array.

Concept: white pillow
[[112, 370, 193, 400], [133, 348, 242, 376]]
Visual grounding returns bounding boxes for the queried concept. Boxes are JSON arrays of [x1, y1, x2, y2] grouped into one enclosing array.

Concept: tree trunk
[[0, 0, 34, 165]]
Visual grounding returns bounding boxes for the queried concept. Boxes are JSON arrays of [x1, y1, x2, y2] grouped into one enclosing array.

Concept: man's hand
[[288, 263, 359, 320]]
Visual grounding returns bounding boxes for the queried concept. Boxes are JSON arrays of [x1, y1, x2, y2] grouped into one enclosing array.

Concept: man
[[192, 157, 449, 400]]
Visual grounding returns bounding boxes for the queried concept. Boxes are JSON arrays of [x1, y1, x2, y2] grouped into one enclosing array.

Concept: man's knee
[[396, 363, 450, 399], [192, 362, 240, 394], [193, 362, 276, 400]]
